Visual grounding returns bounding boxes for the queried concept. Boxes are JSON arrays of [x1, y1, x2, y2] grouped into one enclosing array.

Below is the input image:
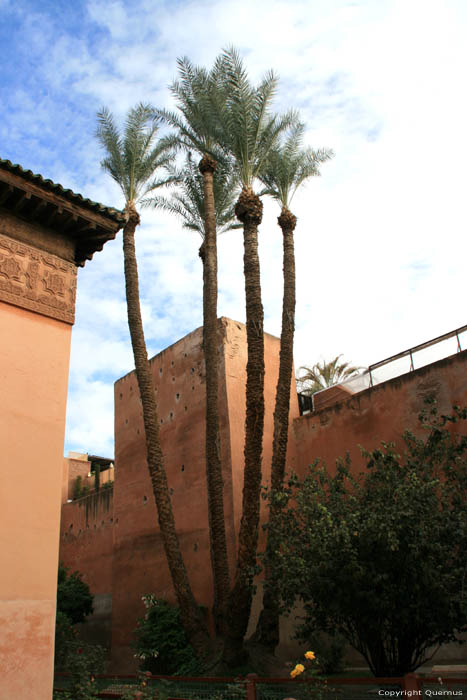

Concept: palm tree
[[156, 58, 232, 633], [297, 355, 363, 395], [217, 47, 296, 664], [253, 123, 334, 649], [95, 104, 209, 653]]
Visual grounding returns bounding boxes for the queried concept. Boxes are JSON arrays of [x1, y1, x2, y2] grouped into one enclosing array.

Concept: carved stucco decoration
[[0, 232, 77, 324]]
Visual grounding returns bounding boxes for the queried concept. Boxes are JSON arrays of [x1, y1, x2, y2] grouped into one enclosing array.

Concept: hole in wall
[[176, 393, 180, 401], [192, 386, 195, 391], [181, 464, 185, 472], [69, 524, 73, 530], [170, 412, 174, 419], [160, 418, 163, 424], [184, 405, 188, 411], [193, 542, 198, 552], [169, 488, 174, 496], [159, 368, 163, 374], [125, 419, 128, 425], [191, 367, 195, 373], [119, 393, 123, 399], [172, 377, 175, 382], [171, 360, 174, 366]]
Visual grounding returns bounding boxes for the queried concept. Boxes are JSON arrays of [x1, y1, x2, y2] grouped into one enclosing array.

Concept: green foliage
[[73, 475, 83, 499], [216, 46, 296, 187], [57, 564, 93, 624], [54, 641, 106, 700], [119, 673, 174, 700], [270, 403, 467, 676], [132, 595, 200, 675], [258, 121, 333, 209], [296, 631, 346, 675], [55, 610, 77, 668], [96, 103, 176, 205], [149, 152, 241, 238]]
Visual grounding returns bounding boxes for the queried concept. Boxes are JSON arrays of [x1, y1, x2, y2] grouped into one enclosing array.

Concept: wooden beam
[[0, 168, 123, 232], [29, 198, 47, 219], [44, 205, 63, 228], [14, 190, 31, 213], [0, 185, 14, 207]]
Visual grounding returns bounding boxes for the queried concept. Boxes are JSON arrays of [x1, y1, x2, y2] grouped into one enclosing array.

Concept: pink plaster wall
[[0, 302, 72, 700]]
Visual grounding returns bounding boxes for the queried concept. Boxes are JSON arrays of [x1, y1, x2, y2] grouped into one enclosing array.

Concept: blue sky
[[1, 0, 466, 457]]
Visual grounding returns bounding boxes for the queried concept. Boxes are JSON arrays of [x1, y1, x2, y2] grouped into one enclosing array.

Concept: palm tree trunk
[[254, 206, 297, 650], [199, 155, 230, 634], [223, 187, 265, 665], [122, 202, 209, 655]]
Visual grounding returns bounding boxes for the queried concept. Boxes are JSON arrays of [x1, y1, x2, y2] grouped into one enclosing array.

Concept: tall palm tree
[[253, 123, 334, 649], [297, 355, 363, 395], [217, 47, 296, 664], [95, 104, 209, 653], [156, 58, 232, 632]]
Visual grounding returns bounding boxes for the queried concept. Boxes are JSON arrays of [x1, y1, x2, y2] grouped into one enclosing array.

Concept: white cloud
[[2, 0, 467, 454]]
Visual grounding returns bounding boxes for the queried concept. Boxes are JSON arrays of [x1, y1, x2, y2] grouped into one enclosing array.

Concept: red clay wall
[[108, 317, 298, 670], [294, 350, 467, 476]]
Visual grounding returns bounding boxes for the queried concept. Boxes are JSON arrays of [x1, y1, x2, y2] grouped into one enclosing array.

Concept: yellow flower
[[290, 669, 299, 678], [305, 651, 316, 661]]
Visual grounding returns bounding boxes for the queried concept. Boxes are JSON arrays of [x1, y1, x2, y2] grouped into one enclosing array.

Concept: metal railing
[[54, 672, 467, 699], [298, 324, 467, 415]]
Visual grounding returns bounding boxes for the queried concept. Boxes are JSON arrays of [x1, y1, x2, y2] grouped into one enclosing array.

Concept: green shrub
[[133, 595, 200, 675], [57, 564, 93, 624], [56, 641, 106, 700], [296, 630, 346, 674]]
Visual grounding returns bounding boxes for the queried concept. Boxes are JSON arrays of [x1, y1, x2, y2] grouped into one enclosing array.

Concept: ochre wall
[[0, 302, 72, 700], [294, 351, 467, 475]]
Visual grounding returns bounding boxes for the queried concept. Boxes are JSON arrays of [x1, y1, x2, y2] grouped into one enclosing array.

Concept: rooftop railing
[[298, 323, 467, 414]]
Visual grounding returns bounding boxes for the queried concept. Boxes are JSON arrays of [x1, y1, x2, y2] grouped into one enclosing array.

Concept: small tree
[[132, 595, 200, 675], [270, 403, 467, 676], [57, 564, 93, 624]]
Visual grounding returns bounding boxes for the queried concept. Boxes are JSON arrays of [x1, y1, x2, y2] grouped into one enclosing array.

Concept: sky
[[1, 0, 466, 457]]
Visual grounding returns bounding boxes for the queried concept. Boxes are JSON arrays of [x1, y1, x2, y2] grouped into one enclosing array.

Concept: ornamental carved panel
[[0, 232, 77, 324]]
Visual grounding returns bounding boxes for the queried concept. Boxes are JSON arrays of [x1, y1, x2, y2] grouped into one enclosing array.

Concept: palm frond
[[145, 152, 240, 238], [258, 121, 334, 209], [95, 103, 177, 207], [297, 355, 363, 395]]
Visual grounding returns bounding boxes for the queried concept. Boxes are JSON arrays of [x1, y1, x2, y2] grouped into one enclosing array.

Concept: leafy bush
[[55, 641, 106, 700], [271, 403, 467, 676], [57, 563, 93, 624], [296, 630, 346, 674], [133, 595, 200, 675]]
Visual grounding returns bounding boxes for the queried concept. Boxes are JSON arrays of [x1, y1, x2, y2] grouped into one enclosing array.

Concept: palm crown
[[297, 355, 363, 395], [96, 103, 175, 205], [156, 57, 227, 162], [149, 153, 241, 238], [259, 122, 334, 208], [218, 47, 297, 187]]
